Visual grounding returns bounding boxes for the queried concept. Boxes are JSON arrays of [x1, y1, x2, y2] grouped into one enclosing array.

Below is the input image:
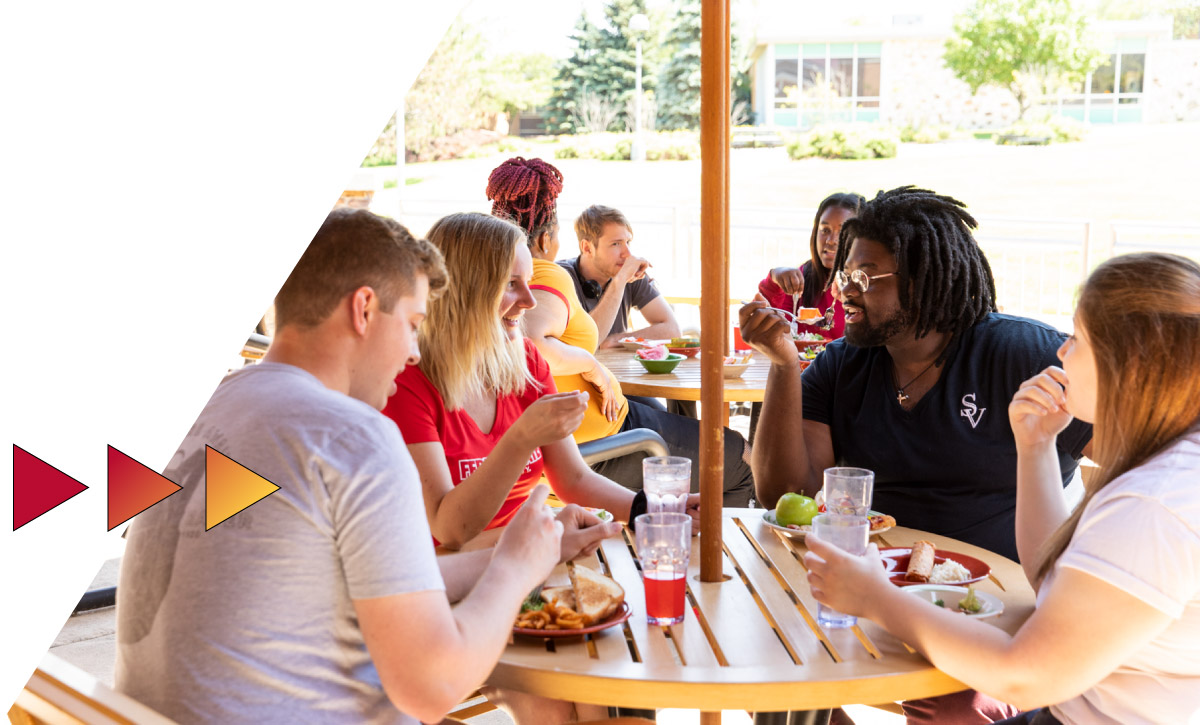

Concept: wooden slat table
[[487, 509, 1034, 714], [595, 348, 770, 403]]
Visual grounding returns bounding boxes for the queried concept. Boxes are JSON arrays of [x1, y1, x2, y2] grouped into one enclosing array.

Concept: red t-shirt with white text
[[383, 339, 555, 532]]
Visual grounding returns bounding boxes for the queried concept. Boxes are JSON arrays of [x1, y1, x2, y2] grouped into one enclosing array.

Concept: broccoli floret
[[958, 587, 984, 614]]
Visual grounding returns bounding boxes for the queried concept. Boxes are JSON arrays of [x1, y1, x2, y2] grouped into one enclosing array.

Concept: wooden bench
[[10, 652, 175, 724]]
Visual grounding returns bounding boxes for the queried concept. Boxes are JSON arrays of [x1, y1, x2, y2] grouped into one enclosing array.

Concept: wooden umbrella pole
[[699, 0, 729, 583]]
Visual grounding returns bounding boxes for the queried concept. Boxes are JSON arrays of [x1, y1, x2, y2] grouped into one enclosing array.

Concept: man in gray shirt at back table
[[559, 205, 681, 349], [114, 209, 621, 724]]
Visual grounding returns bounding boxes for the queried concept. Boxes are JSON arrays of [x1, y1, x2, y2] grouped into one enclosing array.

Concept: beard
[[844, 305, 913, 348]]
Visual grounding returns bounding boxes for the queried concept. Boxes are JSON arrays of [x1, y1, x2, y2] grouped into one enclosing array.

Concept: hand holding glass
[[811, 514, 870, 628], [635, 512, 691, 625]]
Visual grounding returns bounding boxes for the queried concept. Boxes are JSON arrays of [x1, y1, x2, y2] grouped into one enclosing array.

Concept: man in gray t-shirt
[[115, 209, 618, 723], [559, 205, 681, 349]]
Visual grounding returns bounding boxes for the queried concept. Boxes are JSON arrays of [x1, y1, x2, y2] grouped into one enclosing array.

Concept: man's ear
[[349, 286, 378, 336], [580, 238, 595, 256]]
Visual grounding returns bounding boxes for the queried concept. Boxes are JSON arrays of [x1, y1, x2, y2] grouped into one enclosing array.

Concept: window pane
[[1092, 55, 1116, 94], [775, 44, 799, 59], [857, 57, 881, 97], [830, 57, 853, 96], [856, 42, 882, 56], [802, 43, 826, 59], [775, 59, 798, 100], [802, 58, 826, 92], [1120, 53, 1144, 93]]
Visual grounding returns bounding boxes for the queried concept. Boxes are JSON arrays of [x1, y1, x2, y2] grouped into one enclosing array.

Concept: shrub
[[786, 125, 900, 160], [1046, 115, 1086, 143], [552, 131, 699, 161]]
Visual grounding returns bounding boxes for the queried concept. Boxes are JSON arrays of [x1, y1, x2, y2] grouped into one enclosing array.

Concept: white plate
[[903, 584, 1004, 619], [762, 509, 894, 539]]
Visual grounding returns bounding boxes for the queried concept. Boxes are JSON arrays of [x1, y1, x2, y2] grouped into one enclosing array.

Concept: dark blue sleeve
[[630, 277, 661, 309]]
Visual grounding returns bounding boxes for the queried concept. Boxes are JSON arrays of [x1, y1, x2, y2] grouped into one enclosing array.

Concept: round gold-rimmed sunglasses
[[834, 268, 898, 294]]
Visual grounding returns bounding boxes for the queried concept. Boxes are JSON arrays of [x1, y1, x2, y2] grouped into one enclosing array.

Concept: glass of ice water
[[810, 513, 870, 628], [642, 456, 691, 514]]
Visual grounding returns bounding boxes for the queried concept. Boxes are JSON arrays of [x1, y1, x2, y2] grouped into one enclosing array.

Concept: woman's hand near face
[[580, 360, 621, 423], [1009, 366, 1074, 450], [738, 294, 798, 366], [511, 391, 588, 450], [770, 267, 804, 296]]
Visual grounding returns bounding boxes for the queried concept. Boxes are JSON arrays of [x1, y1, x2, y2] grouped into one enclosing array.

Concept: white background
[[0, 0, 462, 708]]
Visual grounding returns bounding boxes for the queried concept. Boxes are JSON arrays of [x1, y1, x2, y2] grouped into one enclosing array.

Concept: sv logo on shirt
[[960, 393, 986, 429]]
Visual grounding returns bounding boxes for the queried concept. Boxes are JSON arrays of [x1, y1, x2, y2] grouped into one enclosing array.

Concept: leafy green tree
[[546, 0, 657, 134], [655, 0, 754, 130], [944, 0, 1105, 119]]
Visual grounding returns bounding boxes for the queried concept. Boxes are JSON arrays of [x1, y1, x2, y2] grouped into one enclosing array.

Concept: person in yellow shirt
[[485, 157, 753, 505]]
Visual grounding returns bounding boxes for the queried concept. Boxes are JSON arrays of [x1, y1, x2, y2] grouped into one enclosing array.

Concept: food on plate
[[619, 336, 646, 344], [583, 507, 614, 523], [929, 559, 971, 584], [775, 492, 819, 527], [791, 331, 825, 342], [636, 345, 670, 361], [569, 565, 626, 624], [957, 587, 984, 614], [669, 336, 700, 348], [723, 352, 753, 365], [796, 307, 822, 320], [905, 540, 937, 582], [868, 513, 896, 532], [515, 567, 625, 630], [799, 345, 824, 361]]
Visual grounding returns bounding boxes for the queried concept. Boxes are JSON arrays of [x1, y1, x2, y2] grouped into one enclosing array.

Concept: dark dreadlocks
[[832, 186, 997, 353], [485, 157, 564, 244]]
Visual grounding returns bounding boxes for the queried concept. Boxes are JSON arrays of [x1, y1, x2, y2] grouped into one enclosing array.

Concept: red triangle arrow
[[13, 445, 89, 531], [108, 445, 182, 530]]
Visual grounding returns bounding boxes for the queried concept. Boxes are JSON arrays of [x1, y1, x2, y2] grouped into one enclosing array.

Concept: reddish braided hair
[[485, 157, 564, 239]]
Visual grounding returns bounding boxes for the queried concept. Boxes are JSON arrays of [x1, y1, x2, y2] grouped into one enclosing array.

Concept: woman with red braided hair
[[487, 157, 755, 506]]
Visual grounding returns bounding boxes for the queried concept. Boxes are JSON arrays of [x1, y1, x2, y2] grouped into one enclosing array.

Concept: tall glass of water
[[822, 467, 874, 516], [643, 456, 691, 514], [810, 514, 870, 628]]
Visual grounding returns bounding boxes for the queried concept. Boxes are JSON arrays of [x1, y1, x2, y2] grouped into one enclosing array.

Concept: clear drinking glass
[[810, 514, 870, 628], [635, 512, 692, 625], [822, 467, 874, 516], [643, 456, 691, 514]]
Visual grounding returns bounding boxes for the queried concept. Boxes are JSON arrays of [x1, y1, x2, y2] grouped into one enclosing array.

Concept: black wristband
[[628, 489, 647, 530]]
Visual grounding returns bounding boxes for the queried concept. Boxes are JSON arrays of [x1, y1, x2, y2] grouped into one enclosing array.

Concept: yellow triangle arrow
[[205, 445, 280, 530]]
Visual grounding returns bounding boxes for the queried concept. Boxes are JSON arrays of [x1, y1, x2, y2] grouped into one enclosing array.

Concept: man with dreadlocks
[[741, 186, 1093, 724], [741, 186, 1091, 560]]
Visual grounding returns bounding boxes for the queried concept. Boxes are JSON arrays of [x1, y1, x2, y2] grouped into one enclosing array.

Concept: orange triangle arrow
[[205, 446, 279, 530], [12, 445, 88, 531], [107, 445, 182, 531]]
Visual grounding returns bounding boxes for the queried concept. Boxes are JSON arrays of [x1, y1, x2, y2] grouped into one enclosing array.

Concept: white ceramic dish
[[903, 584, 1004, 619]]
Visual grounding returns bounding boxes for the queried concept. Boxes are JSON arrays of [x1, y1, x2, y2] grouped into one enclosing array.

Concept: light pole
[[629, 13, 650, 162]]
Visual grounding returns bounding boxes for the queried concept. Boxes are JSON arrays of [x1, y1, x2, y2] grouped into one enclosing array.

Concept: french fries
[[515, 602, 587, 630]]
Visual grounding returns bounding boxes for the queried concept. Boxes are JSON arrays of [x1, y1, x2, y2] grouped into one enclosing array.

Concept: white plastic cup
[[822, 467, 874, 516], [643, 456, 691, 514], [811, 514, 870, 628]]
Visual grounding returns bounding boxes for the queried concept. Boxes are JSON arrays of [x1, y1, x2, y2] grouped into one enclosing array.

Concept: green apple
[[775, 493, 819, 527]]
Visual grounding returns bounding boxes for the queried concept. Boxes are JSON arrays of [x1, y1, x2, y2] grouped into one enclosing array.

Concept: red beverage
[[732, 326, 750, 351], [644, 570, 686, 625]]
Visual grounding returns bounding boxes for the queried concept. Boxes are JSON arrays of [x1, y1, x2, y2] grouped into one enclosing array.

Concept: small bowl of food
[[636, 345, 685, 373], [792, 331, 827, 350], [618, 336, 648, 351], [723, 352, 753, 378]]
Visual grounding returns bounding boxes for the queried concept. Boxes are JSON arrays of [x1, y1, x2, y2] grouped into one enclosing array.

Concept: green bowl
[[637, 353, 685, 374]]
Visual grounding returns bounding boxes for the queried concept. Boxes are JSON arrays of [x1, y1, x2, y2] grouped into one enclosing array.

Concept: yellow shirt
[[530, 258, 628, 442]]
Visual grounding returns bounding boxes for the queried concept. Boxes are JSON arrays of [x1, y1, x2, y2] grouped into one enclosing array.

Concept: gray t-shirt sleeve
[[325, 419, 445, 600], [630, 277, 661, 309]]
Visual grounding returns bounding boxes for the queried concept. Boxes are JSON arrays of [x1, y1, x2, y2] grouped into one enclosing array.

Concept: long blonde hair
[[420, 212, 535, 410], [1036, 252, 1200, 581]]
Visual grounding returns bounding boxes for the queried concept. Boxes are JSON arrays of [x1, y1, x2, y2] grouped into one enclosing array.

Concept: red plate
[[793, 338, 826, 350], [513, 601, 633, 638], [877, 547, 990, 587], [667, 346, 700, 358]]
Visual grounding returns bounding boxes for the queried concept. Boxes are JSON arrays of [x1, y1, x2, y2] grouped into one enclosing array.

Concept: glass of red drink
[[634, 512, 692, 625]]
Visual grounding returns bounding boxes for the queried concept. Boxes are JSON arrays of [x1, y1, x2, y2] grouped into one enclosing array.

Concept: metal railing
[[393, 200, 1200, 323]]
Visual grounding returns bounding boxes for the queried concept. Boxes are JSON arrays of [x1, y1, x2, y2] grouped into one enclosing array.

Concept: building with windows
[[749, 3, 1200, 130]]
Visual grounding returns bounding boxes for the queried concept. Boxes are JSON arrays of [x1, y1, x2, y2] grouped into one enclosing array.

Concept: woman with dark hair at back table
[[485, 156, 754, 507], [805, 252, 1200, 725], [758, 191, 865, 341]]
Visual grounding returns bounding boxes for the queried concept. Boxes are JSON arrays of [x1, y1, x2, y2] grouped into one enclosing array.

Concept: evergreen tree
[[546, 0, 656, 134], [655, 0, 755, 130]]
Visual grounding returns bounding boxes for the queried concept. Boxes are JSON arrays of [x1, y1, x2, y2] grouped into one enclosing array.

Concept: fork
[[739, 300, 836, 331]]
